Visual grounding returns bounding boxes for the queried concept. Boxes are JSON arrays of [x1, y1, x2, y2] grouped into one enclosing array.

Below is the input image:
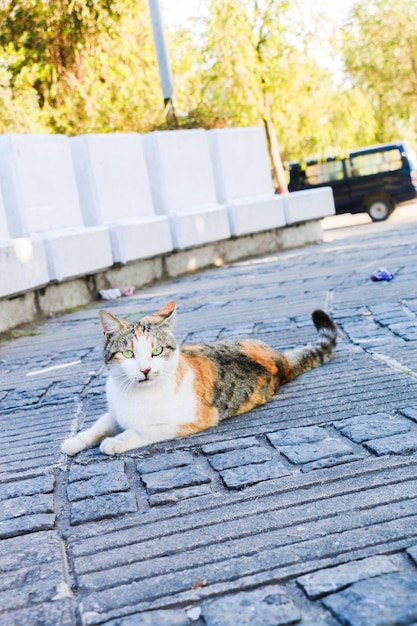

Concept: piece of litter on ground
[[99, 286, 136, 300], [186, 607, 201, 621], [53, 581, 74, 600], [370, 268, 394, 281], [99, 288, 122, 300]]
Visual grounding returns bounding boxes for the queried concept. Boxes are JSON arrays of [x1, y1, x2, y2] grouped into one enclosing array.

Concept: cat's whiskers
[[118, 379, 135, 393], [113, 370, 139, 392]]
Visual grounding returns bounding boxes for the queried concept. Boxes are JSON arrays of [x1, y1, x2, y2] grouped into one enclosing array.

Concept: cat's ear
[[156, 300, 177, 326], [142, 300, 177, 328], [99, 310, 129, 336]]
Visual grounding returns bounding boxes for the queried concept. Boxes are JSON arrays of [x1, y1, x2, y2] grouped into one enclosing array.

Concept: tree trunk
[[263, 95, 288, 194]]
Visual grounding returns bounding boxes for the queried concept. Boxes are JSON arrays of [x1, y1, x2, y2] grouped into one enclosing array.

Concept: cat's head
[[98, 301, 178, 388]]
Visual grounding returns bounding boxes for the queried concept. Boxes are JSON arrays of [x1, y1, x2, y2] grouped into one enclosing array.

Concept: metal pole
[[148, 0, 177, 121]]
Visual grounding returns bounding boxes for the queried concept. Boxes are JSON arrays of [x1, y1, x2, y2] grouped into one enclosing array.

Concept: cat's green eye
[[152, 346, 163, 357], [122, 349, 134, 359]]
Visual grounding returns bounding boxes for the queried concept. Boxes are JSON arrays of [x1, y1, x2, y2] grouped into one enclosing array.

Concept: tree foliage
[[342, 0, 417, 144], [0, 0, 163, 133], [168, 0, 377, 160], [0, 0, 415, 161]]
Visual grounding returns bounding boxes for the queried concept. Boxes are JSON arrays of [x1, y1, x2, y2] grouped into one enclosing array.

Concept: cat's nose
[[141, 368, 151, 378]]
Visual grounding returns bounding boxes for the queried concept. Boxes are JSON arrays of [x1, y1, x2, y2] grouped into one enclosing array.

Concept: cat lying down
[[62, 301, 337, 456]]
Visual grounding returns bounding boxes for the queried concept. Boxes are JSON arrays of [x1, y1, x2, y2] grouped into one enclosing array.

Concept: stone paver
[[201, 586, 301, 626], [2, 206, 417, 624], [333, 413, 410, 443], [323, 572, 417, 626], [140, 465, 211, 494], [297, 555, 400, 599]]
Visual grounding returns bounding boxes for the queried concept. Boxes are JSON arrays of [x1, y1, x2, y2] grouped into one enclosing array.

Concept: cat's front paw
[[61, 435, 86, 456], [100, 437, 128, 456]]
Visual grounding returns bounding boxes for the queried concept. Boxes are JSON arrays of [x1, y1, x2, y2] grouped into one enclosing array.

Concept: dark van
[[288, 142, 417, 221]]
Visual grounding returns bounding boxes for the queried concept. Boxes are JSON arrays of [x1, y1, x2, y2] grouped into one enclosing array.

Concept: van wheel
[[366, 197, 392, 222]]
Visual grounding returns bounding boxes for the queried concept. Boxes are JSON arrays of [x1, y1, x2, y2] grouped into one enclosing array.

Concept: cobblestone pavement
[[2, 207, 417, 626]]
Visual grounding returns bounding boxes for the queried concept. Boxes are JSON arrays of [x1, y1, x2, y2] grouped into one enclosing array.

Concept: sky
[[161, 0, 206, 27], [162, 0, 355, 28], [161, 0, 355, 80]]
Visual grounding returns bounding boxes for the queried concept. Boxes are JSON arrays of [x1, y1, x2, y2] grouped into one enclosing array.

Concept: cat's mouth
[[137, 375, 156, 385]]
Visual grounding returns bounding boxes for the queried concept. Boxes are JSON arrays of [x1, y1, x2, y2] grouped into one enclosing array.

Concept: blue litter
[[370, 268, 394, 281]]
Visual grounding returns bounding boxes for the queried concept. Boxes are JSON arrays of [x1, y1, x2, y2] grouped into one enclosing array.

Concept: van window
[[305, 159, 344, 185], [349, 148, 403, 177]]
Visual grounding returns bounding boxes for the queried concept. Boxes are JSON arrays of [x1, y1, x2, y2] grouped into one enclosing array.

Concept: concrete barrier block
[[208, 127, 286, 235], [167, 206, 230, 250], [0, 134, 84, 236], [0, 184, 49, 297], [108, 217, 173, 264], [44, 226, 113, 282], [208, 127, 275, 200], [143, 129, 230, 249], [71, 133, 155, 223], [227, 196, 286, 236], [0, 184, 10, 239], [284, 187, 335, 224], [0, 238, 49, 298], [0, 134, 113, 280], [71, 133, 173, 262]]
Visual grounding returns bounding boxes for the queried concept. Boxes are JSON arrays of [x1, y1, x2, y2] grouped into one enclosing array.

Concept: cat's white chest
[[106, 368, 196, 434]]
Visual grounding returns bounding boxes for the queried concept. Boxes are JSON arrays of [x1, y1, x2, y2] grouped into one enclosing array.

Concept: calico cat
[[61, 301, 337, 456]]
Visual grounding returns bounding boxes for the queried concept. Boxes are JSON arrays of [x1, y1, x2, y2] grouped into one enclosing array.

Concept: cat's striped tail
[[278, 310, 337, 384]]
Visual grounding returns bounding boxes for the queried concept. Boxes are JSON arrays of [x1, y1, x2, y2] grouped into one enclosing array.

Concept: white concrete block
[[0, 181, 49, 297], [0, 237, 49, 298], [108, 217, 173, 264], [71, 133, 155, 223], [227, 196, 286, 236], [143, 130, 230, 249], [0, 134, 113, 279], [208, 127, 286, 236], [70, 133, 173, 263], [165, 206, 229, 250], [43, 226, 113, 282], [208, 126, 275, 201], [0, 134, 84, 235], [0, 184, 9, 239], [283, 187, 335, 224]]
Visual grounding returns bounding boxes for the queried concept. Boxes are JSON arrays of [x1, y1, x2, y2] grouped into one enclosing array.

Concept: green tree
[[167, 0, 378, 164], [343, 0, 417, 144], [169, 0, 294, 186], [0, 0, 164, 133], [0, 0, 384, 160], [0, 0, 117, 108], [54, 0, 164, 134]]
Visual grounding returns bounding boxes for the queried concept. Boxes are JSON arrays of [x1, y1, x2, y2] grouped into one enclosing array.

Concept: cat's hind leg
[[62, 412, 120, 456]]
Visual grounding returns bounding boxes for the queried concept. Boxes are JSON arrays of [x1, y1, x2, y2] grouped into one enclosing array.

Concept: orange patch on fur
[[141, 300, 176, 326], [235, 389, 265, 416], [176, 351, 219, 436], [177, 414, 218, 437], [280, 354, 304, 384], [175, 353, 189, 389], [133, 326, 146, 340], [278, 352, 299, 384], [240, 341, 279, 375], [233, 373, 274, 416]]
